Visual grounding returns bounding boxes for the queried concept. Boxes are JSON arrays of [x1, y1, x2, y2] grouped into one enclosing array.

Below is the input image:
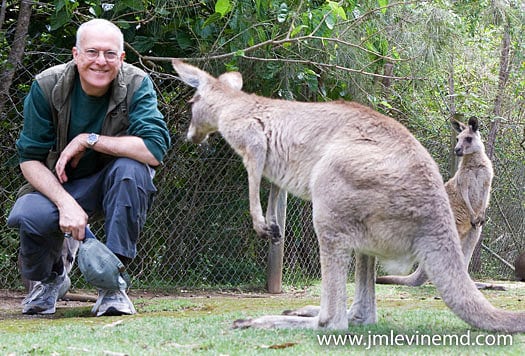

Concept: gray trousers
[[7, 158, 157, 281]]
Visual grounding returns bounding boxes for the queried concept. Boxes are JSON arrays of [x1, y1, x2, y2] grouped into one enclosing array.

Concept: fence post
[[266, 183, 287, 293]]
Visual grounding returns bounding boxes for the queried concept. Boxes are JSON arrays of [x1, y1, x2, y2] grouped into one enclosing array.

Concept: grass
[[0, 282, 524, 355]]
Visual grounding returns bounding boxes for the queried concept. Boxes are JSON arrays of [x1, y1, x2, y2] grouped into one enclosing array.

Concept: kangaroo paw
[[270, 223, 282, 244], [255, 222, 281, 243]]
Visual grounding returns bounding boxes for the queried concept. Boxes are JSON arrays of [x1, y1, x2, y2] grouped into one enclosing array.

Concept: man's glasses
[[80, 48, 121, 63]]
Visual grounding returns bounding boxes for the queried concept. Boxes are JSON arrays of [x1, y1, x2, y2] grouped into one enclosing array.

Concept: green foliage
[[215, 0, 232, 16], [50, 0, 79, 30]]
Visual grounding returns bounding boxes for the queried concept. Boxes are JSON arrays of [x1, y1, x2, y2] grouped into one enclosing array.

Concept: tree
[[0, 0, 32, 116]]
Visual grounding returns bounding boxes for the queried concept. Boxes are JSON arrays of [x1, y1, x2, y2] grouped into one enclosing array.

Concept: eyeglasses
[[79, 48, 121, 63]]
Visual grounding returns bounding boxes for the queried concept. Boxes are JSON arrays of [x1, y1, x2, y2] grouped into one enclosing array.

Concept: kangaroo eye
[[466, 137, 472, 143]]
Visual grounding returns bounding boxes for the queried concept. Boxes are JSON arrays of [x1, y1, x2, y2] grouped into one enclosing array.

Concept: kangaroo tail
[[376, 265, 429, 286], [419, 226, 525, 333]]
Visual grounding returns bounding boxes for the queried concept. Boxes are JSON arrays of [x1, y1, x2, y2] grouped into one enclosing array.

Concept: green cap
[[77, 226, 130, 290]]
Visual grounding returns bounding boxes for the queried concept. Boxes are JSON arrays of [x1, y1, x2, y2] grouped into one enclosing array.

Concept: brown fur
[[172, 60, 525, 332], [376, 117, 493, 286]]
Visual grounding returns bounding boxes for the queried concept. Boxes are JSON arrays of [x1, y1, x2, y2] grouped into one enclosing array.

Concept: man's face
[[72, 28, 124, 97]]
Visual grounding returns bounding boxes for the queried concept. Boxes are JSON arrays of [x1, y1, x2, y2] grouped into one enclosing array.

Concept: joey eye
[[466, 137, 472, 143]]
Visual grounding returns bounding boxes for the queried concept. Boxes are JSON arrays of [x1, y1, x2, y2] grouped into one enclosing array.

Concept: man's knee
[[8, 193, 58, 232], [104, 158, 156, 210], [105, 158, 156, 203], [109, 158, 152, 181]]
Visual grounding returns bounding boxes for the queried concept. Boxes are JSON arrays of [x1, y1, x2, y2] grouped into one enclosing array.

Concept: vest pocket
[[45, 149, 59, 171]]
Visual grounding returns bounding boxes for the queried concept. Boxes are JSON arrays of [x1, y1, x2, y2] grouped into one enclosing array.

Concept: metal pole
[[266, 183, 287, 293]]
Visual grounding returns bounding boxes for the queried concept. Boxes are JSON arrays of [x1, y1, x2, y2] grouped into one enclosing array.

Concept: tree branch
[[141, 32, 422, 80]]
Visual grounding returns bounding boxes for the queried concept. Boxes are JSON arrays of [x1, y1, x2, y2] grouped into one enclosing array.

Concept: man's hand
[[55, 134, 89, 183], [20, 160, 89, 241], [57, 195, 88, 241]]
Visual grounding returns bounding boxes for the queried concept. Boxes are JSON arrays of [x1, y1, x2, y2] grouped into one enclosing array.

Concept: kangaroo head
[[451, 116, 484, 157], [172, 60, 243, 144]]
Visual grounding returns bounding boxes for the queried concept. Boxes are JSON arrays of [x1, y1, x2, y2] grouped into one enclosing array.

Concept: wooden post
[[266, 183, 287, 294]]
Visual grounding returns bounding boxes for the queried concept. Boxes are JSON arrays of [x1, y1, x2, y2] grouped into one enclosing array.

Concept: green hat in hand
[[77, 226, 130, 291]]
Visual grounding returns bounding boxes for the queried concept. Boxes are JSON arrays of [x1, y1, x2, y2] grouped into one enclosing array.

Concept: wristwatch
[[87, 133, 99, 147]]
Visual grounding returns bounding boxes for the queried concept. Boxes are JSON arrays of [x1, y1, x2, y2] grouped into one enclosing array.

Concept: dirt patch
[[0, 287, 309, 320], [0, 290, 26, 312], [0, 289, 96, 320]]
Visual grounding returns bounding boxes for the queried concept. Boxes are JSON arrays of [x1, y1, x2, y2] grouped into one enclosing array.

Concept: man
[[7, 19, 171, 316]]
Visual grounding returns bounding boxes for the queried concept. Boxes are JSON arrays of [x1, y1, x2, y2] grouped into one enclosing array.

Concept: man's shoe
[[91, 289, 137, 317], [22, 270, 67, 315]]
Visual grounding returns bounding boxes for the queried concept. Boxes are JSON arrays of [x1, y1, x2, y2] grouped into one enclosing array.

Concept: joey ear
[[450, 119, 466, 134], [172, 59, 211, 88], [218, 72, 243, 90], [468, 116, 479, 132]]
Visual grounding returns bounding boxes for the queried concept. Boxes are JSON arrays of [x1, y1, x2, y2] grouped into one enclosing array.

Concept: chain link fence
[[1, 43, 524, 293]]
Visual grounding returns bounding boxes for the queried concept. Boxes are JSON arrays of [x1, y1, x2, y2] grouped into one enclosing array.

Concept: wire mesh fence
[[1, 43, 523, 293]]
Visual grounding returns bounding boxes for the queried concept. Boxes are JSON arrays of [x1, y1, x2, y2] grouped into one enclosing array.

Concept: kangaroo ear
[[450, 119, 466, 133], [468, 116, 479, 132], [172, 59, 211, 88], [218, 72, 243, 90]]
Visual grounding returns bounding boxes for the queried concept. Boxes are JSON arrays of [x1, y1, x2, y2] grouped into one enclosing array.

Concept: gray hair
[[75, 19, 124, 52]]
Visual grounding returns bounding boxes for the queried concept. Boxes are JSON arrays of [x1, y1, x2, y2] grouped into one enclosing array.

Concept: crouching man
[[8, 19, 171, 316]]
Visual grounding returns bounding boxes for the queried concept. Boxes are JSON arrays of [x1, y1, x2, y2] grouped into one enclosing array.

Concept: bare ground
[[0, 289, 95, 320], [2, 281, 521, 321], [0, 287, 308, 320]]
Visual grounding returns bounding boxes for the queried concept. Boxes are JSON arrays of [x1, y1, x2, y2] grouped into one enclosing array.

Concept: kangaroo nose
[[455, 147, 463, 156]]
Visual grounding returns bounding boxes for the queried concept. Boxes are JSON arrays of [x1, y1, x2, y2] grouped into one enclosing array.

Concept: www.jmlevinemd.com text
[[317, 330, 512, 349]]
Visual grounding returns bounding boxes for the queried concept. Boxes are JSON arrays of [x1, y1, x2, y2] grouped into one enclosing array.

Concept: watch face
[[88, 133, 99, 145]]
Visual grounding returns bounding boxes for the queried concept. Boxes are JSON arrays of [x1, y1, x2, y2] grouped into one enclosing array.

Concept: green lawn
[[1, 282, 524, 355]]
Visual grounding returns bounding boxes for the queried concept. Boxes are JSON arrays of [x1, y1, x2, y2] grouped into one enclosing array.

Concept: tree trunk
[[266, 184, 287, 294], [381, 61, 393, 91], [0, 0, 33, 115], [448, 56, 459, 178], [378, 61, 393, 114], [485, 22, 510, 161], [0, 0, 8, 30], [470, 21, 511, 273]]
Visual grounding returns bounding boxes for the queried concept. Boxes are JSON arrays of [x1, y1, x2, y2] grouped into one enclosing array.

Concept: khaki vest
[[18, 60, 147, 197]]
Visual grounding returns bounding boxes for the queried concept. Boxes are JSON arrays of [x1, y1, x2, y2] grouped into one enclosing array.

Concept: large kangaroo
[[376, 117, 494, 287], [172, 60, 525, 332]]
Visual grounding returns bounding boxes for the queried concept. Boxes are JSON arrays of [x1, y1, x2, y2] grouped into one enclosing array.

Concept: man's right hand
[[57, 196, 88, 241], [20, 160, 88, 240]]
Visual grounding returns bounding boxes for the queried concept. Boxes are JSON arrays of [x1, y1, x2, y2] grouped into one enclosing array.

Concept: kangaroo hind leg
[[283, 253, 379, 325], [283, 253, 378, 325], [312, 214, 356, 329], [348, 253, 377, 325]]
